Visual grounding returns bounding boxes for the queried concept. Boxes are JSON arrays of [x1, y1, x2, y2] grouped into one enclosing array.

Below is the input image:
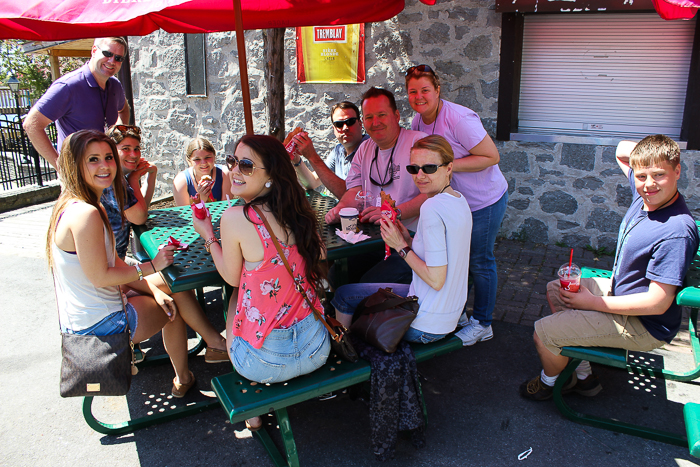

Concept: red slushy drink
[[558, 263, 581, 292]]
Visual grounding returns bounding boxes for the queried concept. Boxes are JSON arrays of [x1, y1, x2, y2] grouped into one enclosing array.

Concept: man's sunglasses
[[405, 64, 434, 77], [405, 162, 447, 175], [225, 155, 265, 176], [100, 49, 126, 63], [332, 117, 359, 129]]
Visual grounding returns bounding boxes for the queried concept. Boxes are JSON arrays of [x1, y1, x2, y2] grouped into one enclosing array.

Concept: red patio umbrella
[[0, 0, 408, 132], [0, 0, 406, 41], [652, 0, 699, 19]]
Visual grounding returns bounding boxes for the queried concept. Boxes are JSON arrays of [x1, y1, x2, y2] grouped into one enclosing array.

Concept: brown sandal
[[245, 416, 262, 432], [204, 347, 229, 364], [172, 371, 196, 398]]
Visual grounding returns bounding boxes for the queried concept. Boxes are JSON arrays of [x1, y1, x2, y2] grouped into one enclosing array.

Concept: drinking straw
[[363, 180, 368, 210], [226, 194, 232, 208], [568, 248, 574, 277]]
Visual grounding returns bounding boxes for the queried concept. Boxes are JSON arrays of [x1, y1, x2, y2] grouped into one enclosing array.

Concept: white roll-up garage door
[[518, 13, 696, 139]]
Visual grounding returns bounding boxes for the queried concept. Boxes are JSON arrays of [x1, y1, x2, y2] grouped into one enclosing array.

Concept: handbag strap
[[51, 209, 132, 335], [250, 205, 342, 342]]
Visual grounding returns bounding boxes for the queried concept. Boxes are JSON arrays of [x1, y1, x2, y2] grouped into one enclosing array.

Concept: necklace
[[612, 189, 679, 274], [652, 190, 679, 211], [439, 183, 451, 194], [430, 100, 442, 135], [421, 100, 442, 135]]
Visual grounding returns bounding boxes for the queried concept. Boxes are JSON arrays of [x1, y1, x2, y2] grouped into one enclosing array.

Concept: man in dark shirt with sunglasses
[[24, 37, 130, 169], [291, 101, 369, 199]]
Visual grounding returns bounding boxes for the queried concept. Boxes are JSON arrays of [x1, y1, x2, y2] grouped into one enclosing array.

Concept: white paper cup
[[339, 207, 359, 233]]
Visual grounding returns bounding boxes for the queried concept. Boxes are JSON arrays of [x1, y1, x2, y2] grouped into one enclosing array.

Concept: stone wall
[[128, 0, 700, 249]]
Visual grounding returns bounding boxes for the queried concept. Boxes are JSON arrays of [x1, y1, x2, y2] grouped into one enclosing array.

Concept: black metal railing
[[0, 118, 58, 191]]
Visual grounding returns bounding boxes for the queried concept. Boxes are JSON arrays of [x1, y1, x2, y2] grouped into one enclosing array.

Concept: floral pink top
[[231, 208, 322, 349]]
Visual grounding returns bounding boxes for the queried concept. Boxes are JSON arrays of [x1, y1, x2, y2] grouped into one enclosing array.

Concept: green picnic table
[[552, 221, 700, 458], [84, 190, 385, 435]]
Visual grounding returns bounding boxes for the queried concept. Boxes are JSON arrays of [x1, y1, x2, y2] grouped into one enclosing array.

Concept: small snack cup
[[339, 207, 359, 233]]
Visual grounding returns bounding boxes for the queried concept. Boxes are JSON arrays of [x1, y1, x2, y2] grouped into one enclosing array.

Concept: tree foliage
[[0, 40, 84, 100]]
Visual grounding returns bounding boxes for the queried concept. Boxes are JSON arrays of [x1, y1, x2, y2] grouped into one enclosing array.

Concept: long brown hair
[[235, 135, 327, 291], [46, 130, 125, 268]]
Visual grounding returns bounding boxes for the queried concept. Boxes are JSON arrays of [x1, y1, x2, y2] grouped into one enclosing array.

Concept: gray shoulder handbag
[[57, 282, 137, 398]]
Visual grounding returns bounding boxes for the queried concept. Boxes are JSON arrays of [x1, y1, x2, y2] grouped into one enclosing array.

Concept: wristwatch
[[395, 207, 402, 220], [293, 158, 303, 167], [398, 246, 412, 259], [204, 237, 219, 253]]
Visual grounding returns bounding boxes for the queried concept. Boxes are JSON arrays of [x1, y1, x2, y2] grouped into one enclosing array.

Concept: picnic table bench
[[552, 266, 700, 458], [211, 335, 464, 467]]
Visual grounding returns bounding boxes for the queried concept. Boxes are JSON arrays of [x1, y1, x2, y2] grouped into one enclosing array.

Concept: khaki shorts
[[536, 278, 664, 356]]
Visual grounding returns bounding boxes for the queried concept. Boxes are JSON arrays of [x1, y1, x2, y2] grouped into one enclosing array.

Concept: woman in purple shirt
[[405, 64, 508, 346]]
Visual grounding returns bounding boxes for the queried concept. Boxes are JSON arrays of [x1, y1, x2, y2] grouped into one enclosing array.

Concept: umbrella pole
[[233, 0, 254, 134]]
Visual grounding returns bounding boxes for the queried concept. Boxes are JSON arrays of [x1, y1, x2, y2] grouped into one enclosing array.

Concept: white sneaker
[[457, 311, 470, 328], [455, 316, 493, 346]]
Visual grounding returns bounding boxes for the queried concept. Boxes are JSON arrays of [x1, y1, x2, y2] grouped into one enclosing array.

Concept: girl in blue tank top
[[173, 137, 232, 206]]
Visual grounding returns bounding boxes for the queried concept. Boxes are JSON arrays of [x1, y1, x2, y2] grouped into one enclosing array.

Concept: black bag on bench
[[351, 287, 418, 354]]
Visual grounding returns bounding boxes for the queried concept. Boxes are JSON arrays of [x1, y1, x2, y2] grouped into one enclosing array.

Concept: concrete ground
[[1, 201, 698, 467]]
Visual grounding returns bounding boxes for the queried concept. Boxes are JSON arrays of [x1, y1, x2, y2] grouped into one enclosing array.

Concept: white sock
[[575, 361, 592, 380], [540, 369, 557, 387]]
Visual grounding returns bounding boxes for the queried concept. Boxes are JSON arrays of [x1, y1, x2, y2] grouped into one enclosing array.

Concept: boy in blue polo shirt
[[521, 134, 699, 401]]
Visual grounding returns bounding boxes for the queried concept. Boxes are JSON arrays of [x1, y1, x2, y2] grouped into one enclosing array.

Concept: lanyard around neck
[[370, 140, 397, 187]]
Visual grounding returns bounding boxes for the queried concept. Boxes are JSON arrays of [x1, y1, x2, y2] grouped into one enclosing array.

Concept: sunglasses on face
[[225, 154, 265, 176], [100, 49, 126, 63], [405, 64, 434, 77], [332, 117, 359, 129], [405, 162, 447, 175]]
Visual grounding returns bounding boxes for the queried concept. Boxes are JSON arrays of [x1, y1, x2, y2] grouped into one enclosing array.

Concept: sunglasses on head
[[111, 124, 141, 135], [405, 64, 434, 77], [332, 117, 359, 129], [100, 49, 126, 63], [225, 154, 265, 176], [405, 162, 447, 175]]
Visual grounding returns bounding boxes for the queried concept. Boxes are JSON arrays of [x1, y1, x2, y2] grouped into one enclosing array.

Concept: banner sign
[[296, 24, 365, 84]]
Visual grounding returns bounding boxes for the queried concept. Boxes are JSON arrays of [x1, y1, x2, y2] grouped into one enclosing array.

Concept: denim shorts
[[63, 303, 138, 336], [229, 312, 330, 384]]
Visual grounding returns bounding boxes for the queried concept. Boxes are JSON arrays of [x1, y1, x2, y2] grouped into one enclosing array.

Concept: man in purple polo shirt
[[24, 37, 130, 169]]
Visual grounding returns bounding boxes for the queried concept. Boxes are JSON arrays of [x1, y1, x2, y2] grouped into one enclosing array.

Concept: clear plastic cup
[[355, 190, 375, 214], [558, 263, 581, 293]]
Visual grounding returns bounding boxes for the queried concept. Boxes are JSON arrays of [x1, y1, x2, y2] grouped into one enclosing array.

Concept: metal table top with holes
[[133, 191, 384, 293]]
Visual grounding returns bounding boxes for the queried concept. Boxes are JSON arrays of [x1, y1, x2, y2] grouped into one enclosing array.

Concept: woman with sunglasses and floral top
[[332, 135, 472, 343], [192, 134, 330, 431], [405, 64, 508, 347], [173, 137, 232, 206]]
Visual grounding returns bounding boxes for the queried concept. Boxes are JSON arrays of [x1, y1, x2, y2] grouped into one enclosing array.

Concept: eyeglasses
[[225, 154, 265, 176], [405, 163, 447, 175], [100, 49, 126, 63], [110, 124, 141, 135], [332, 117, 359, 129], [405, 64, 434, 77]]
